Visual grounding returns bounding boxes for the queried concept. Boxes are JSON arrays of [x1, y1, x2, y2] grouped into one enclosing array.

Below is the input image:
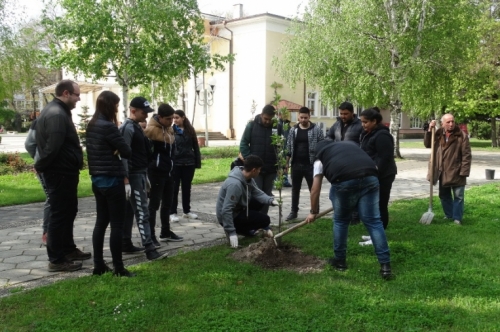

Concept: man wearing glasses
[[35, 80, 91, 272]]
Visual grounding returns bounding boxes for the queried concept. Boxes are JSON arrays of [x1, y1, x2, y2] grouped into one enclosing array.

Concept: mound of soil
[[231, 238, 325, 273]]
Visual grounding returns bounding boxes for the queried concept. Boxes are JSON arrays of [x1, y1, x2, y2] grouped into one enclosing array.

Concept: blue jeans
[[438, 182, 465, 221], [329, 176, 390, 264]]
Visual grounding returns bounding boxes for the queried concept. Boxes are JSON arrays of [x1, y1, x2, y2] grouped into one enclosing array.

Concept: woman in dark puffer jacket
[[358, 108, 397, 246], [86, 91, 134, 277], [169, 110, 201, 222]]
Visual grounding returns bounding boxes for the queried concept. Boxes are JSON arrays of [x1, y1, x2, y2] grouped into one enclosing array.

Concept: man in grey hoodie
[[216, 155, 276, 248]]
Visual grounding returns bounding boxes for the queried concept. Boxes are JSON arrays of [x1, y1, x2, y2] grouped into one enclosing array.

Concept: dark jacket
[[173, 124, 201, 168], [315, 140, 378, 183], [34, 98, 83, 174], [424, 126, 472, 186], [144, 115, 175, 177], [359, 124, 397, 179], [86, 114, 131, 177], [239, 115, 281, 174], [120, 118, 152, 175], [327, 115, 363, 144]]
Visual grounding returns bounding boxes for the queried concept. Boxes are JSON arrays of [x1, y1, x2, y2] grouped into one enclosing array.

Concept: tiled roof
[[276, 100, 303, 111]]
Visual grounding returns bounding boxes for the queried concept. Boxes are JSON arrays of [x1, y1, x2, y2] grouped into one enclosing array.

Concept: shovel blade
[[419, 211, 434, 225]]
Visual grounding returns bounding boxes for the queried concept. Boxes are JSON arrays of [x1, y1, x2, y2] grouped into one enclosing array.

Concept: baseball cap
[[130, 97, 154, 113]]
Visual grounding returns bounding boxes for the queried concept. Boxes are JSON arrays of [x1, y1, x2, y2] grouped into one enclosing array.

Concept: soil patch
[[231, 238, 325, 273]]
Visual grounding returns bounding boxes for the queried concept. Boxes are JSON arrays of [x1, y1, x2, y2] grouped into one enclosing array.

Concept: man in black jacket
[[35, 80, 90, 272], [120, 97, 167, 261], [327, 101, 364, 224], [239, 105, 280, 215]]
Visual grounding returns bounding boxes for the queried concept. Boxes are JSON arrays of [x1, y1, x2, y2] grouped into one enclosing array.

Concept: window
[[331, 102, 340, 118], [290, 111, 297, 122], [307, 92, 317, 116], [320, 102, 328, 117], [410, 117, 424, 129]]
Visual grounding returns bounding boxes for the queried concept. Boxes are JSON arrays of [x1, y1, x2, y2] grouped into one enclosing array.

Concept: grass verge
[[1, 183, 499, 331], [0, 158, 233, 207]]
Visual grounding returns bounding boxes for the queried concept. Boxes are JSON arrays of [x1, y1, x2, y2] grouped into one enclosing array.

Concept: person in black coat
[[169, 110, 201, 222], [86, 91, 134, 277], [358, 108, 397, 246]]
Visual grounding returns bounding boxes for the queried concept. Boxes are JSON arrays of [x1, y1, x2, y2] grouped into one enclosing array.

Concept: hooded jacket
[[216, 166, 274, 234], [239, 114, 281, 173], [424, 126, 471, 186], [359, 124, 397, 179], [144, 115, 175, 177], [286, 122, 324, 165]]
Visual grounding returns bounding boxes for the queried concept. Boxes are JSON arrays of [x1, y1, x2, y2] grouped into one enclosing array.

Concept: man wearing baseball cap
[[119, 96, 167, 261]]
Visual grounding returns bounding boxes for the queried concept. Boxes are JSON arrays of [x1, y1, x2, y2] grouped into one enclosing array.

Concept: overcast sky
[[12, 0, 306, 21]]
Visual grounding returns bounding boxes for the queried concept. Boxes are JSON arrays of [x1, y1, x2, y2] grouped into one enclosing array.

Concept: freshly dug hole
[[231, 238, 325, 273]]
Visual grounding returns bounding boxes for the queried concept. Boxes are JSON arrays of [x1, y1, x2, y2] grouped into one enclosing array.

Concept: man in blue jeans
[[305, 139, 392, 279]]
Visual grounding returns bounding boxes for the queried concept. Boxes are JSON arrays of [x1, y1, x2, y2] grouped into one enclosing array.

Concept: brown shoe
[[65, 248, 92, 261], [48, 261, 82, 272]]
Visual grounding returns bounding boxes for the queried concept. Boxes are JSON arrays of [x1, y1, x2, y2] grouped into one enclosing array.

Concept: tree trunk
[[491, 117, 498, 147], [122, 85, 129, 121], [389, 100, 402, 158]]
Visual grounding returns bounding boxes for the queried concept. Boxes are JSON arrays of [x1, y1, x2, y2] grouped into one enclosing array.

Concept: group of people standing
[[27, 80, 201, 277]]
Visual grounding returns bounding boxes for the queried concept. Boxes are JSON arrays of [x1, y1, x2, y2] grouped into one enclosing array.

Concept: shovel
[[273, 207, 334, 245], [420, 126, 435, 225]]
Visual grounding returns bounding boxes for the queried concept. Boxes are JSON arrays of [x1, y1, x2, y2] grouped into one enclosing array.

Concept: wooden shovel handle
[[273, 207, 334, 240]]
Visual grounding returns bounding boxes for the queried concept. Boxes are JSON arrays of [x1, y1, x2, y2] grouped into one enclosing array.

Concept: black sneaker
[[48, 260, 82, 272], [328, 257, 347, 271], [65, 248, 92, 261], [159, 231, 183, 242], [114, 268, 136, 277], [286, 212, 298, 221], [380, 263, 393, 280], [122, 244, 145, 254], [92, 262, 113, 276], [146, 249, 168, 261], [151, 236, 161, 248]]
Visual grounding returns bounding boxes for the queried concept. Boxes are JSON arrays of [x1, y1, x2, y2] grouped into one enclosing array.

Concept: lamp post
[[196, 77, 216, 147]]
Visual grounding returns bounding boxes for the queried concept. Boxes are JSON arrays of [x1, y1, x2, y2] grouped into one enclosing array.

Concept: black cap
[[130, 97, 154, 113]]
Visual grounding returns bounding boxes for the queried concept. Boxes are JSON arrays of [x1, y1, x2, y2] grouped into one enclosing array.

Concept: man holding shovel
[[424, 114, 471, 225], [304, 140, 392, 279], [216, 155, 277, 248]]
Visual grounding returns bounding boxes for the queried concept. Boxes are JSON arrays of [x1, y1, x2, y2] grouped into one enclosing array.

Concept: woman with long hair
[[170, 110, 201, 221], [86, 91, 134, 277], [358, 107, 397, 246]]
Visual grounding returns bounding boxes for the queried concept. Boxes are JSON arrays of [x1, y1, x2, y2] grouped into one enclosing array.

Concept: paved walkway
[[0, 147, 498, 295]]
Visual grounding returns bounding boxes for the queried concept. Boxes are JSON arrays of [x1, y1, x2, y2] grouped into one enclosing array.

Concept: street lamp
[[196, 77, 216, 147]]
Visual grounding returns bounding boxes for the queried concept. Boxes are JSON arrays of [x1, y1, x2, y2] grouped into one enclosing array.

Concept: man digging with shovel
[[216, 155, 277, 248], [304, 140, 392, 280]]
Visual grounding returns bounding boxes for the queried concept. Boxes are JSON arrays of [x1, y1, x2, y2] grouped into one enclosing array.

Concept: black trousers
[[290, 163, 314, 212], [148, 173, 174, 237], [92, 182, 125, 270], [379, 174, 395, 229], [233, 205, 271, 236], [171, 165, 196, 215], [44, 172, 78, 263]]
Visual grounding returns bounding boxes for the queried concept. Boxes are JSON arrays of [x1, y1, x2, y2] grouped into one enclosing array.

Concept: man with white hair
[[425, 114, 472, 225]]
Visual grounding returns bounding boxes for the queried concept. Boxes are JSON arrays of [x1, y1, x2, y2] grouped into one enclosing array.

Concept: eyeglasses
[[69, 92, 80, 97]]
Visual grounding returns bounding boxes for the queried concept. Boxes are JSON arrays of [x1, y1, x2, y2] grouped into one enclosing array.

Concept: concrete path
[[0, 146, 498, 295]]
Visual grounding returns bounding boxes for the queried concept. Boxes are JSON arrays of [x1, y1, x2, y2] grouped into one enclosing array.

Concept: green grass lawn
[[1, 183, 499, 331], [0, 158, 233, 207]]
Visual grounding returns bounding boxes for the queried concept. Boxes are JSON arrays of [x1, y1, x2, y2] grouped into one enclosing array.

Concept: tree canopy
[[44, 0, 231, 116], [277, 0, 481, 157]]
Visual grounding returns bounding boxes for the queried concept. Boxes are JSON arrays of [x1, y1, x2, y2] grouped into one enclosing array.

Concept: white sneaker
[[361, 235, 371, 241], [358, 239, 373, 246], [182, 212, 198, 219], [170, 214, 180, 222]]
